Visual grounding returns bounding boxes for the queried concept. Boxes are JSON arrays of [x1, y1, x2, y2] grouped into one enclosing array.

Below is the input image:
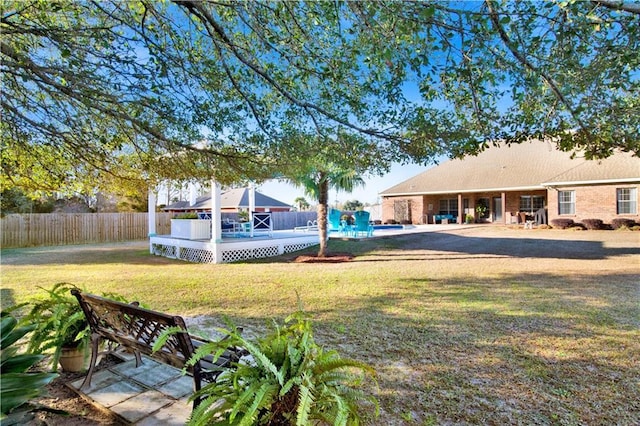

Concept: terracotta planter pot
[[59, 346, 86, 372]]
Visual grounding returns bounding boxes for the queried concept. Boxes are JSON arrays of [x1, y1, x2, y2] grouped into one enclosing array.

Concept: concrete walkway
[[67, 354, 193, 425]]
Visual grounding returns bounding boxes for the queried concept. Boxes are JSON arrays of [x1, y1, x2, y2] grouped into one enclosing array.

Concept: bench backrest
[[71, 289, 195, 369]]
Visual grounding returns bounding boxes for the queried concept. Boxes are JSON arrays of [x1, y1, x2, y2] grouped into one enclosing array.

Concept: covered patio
[[148, 180, 319, 263]]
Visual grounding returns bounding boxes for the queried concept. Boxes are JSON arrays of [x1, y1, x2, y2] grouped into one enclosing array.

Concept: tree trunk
[[316, 175, 329, 257]]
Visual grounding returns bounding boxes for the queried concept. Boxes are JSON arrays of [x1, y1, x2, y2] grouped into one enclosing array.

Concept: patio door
[[493, 197, 502, 222]]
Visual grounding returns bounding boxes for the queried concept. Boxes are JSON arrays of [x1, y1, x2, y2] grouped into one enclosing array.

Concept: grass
[[2, 227, 639, 425]]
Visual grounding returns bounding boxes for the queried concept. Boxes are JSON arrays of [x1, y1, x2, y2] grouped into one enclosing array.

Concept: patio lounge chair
[[221, 218, 237, 233], [328, 209, 343, 233], [353, 211, 373, 237]]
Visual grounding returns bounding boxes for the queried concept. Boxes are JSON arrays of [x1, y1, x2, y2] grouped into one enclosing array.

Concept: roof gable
[[381, 140, 639, 196]]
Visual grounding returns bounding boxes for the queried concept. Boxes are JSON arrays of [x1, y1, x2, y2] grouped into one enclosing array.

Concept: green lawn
[[2, 228, 639, 425]]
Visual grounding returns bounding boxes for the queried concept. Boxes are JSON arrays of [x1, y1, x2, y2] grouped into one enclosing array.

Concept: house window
[[617, 188, 637, 214], [519, 195, 545, 213], [438, 199, 458, 216], [558, 190, 575, 215]]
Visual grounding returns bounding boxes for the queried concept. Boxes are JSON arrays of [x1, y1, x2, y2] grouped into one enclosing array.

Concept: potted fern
[[22, 283, 90, 372], [157, 308, 378, 425]]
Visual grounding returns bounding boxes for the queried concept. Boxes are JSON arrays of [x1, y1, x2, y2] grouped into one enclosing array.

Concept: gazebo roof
[[163, 187, 291, 211]]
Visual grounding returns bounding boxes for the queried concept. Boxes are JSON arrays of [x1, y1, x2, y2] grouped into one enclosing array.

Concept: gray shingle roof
[[381, 140, 639, 196], [164, 187, 291, 211]]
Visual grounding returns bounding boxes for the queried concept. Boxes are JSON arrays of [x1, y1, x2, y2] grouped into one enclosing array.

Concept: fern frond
[[151, 326, 186, 353], [295, 382, 314, 426], [237, 382, 278, 426], [279, 375, 302, 397], [229, 380, 266, 422], [187, 394, 220, 426], [241, 339, 283, 384]]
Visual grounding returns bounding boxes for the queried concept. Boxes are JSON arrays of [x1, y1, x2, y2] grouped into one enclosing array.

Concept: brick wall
[[381, 195, 426, 224], [547, 184, 639, 224], [382, 184, 638, 226]]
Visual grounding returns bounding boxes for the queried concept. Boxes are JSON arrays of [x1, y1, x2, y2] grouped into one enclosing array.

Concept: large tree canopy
[[1, 0, 638, 195]]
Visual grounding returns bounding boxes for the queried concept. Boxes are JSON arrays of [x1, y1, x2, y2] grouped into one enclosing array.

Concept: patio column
[[210, 179, 222, 244], [148, 189, 157, 254], [457, 193, 463, 224], [501, 192, 507, 224], [249, 184, 255, 238], [189, 181, 198, 206]]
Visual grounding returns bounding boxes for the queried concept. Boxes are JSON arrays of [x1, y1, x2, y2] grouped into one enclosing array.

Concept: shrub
[[582, 219, 603, 230], [174, 212, 199, 219], [159, 308, 378, 425], [551, 218, 574, 229], [1, 311, 58, 420], [611, 218, 636, 230]]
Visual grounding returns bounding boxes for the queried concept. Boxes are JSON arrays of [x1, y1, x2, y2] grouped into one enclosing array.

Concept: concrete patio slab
[[110, 390, 173, 423], [67, 354, 194, 424]]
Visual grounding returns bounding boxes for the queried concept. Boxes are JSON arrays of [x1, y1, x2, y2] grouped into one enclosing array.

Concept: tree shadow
[[296, 272, 640, 425], [353, 231, 640, 260]]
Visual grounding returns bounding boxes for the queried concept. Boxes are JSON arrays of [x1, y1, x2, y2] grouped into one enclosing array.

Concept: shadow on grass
[[355, 231, 639, 260], [295, 272, 640, 425], [266, 230, 640, 264], [171, 271, 638, 425], [0, 242, 171, 266], [3, 230, 639, 266]]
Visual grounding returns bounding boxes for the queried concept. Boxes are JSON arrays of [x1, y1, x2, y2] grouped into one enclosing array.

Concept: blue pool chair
[[353, 211, 373, 237]]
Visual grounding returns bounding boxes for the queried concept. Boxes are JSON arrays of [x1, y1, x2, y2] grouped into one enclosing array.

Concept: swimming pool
[[372, 224, 405, 230]]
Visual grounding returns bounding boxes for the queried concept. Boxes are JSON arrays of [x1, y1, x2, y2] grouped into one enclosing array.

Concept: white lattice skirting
[[151, 239, 317, 264]]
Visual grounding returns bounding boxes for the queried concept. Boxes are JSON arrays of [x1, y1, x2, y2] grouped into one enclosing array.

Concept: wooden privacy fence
[[1, 213, 173, 248], [1, 211, 319, 248]]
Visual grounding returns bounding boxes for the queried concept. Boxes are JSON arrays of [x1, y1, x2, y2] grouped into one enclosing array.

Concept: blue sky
[[257, 161, 432, 207]]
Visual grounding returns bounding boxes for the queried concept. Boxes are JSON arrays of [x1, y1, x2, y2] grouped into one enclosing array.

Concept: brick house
[[380, 140, 639, 225]]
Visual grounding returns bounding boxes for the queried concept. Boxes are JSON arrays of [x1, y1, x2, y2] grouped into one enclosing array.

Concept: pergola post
[[209, 179, 222, 263], [189, 181, 198, 206], [249, 184, 256, 238], [148, 189, 157, 254], [211, 179, 222, 244]]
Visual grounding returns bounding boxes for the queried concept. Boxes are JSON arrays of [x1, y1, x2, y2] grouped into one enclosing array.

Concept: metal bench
[[71, 289, 245, 408]]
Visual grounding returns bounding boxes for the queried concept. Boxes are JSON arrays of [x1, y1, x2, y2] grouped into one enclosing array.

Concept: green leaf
[[296, 383, 313, 425], [0, 372, 57, 415], [1, 354, 44, 374], [0, 319, 34, 349]]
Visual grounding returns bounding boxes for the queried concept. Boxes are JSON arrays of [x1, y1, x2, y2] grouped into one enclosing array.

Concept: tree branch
[[485, 1, 591, 136], [592, 0, 640, 15], [173, 0, 401, 142]]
